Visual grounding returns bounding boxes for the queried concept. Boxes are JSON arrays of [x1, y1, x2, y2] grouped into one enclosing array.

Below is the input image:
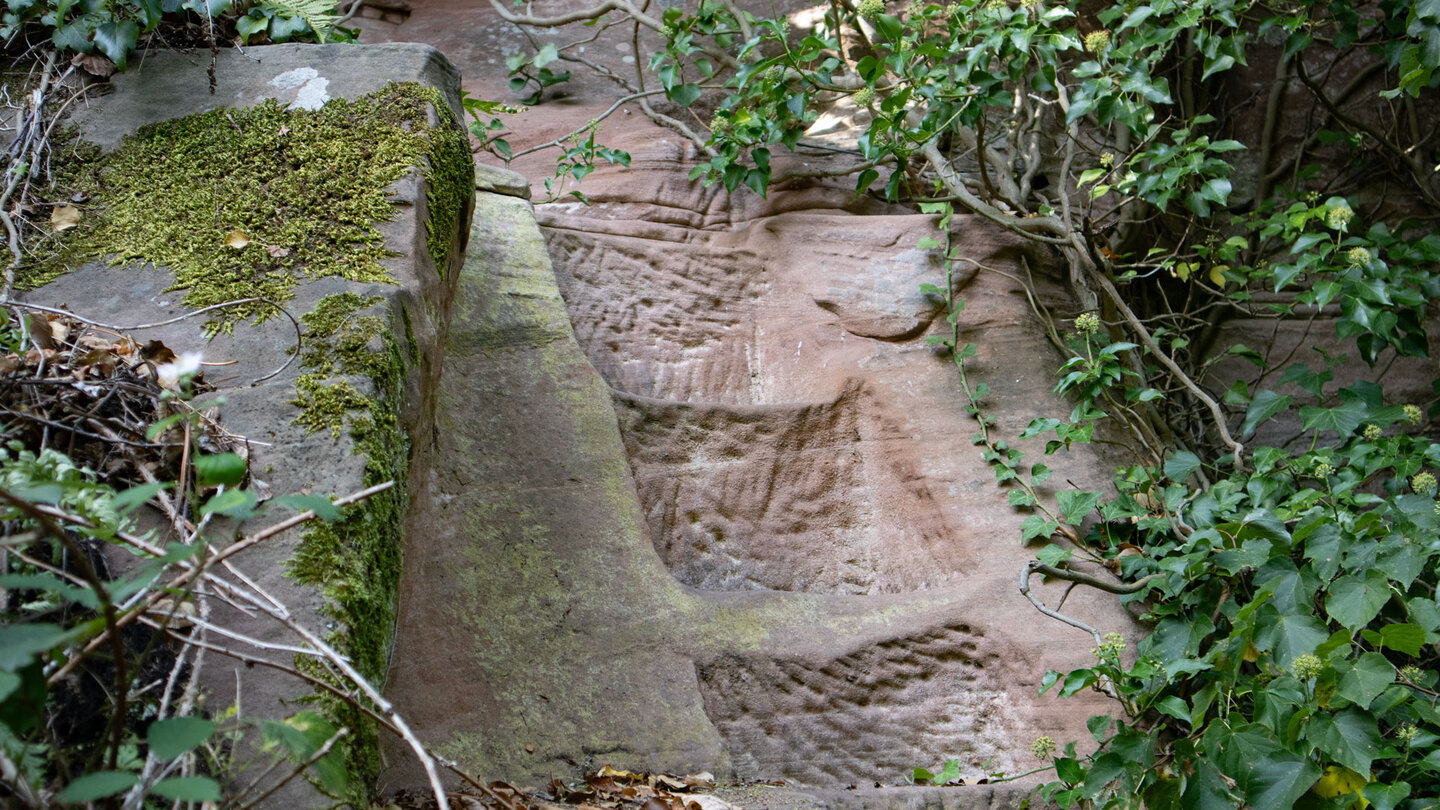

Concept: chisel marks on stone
[[698, 625, 1019, 785]]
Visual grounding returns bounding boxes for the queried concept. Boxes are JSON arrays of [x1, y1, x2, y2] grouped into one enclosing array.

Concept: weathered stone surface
[[355, 0, 1139, 801], [476, 161, 533, 199], [68, 42, 463, 149], [381, 193, 1054, 796], [24, 42, 473, 807], [535, 162, 1137, 787]]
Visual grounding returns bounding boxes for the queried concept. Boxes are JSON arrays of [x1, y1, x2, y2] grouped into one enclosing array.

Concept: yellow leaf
[[1313, 765, 1369, 809], [1209, 265, 1228, 287], [224, 229, 250, 250], [1173, 262, 1197, 281], [50, 205, 81, 231]]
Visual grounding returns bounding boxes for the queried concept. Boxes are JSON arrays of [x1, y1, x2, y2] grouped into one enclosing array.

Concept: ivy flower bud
[[1098, 152, 1115, 167], [1076, 312, 1101, 335], [1401, 665, 1424, 683], [1346, 246, 1371, 268], [1084, 29, 1111, 54], [1412, 472, 1437, 496], [1395, 725, 1419, 746], [1404, 404, 1422, 424], [853, 86, 876, 107], [1325, 203, 1354, 231], [1291, 654, 1323, 680], [1312, 462, 1335, 479], [660, 24, 675, 38], [858, 0, 885, 21], [765, 65, 785, 85], [1031, 736, 1057, 759], [1363, 424, 1382, 441], [1093, 631, 1126, 661]]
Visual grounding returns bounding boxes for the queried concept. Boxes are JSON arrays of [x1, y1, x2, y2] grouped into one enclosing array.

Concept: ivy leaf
[[1036, 544, 1072, 567], [1308, 709, 1382, 775], [1219, 726, 1320, 810], [1363, 782, 1412, 810], [1253, 606, 1328, 667], [1242, 391, 1292, 438], [668, 83, 701, 107], [1057, 490, 1102, 525], [1299, 399, 1369, 438], [1377, 623, 1426, 656], [1337, 652, 1393, 708], [1021, 514, 1058, 541], [1163, 450, 1201, 482], [92, 20, 138, 70], [1326, 570, 1391, 631]]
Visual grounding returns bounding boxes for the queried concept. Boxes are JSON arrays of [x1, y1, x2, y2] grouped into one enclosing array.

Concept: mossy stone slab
[[67, 42, 463, 150], [20, 42, 475, 808]]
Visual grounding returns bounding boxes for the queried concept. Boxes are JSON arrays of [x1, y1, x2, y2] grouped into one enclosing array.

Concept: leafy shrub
[[486, 0, 1440, 805]]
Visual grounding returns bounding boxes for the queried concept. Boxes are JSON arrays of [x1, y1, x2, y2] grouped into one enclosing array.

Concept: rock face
[[350, 0, 1142, 803], [379, 190, 1064, 798], [25, 21, 1143, 810], [25, 42, 475, 807]]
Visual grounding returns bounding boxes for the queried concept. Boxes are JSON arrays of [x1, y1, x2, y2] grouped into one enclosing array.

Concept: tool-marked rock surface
[[26, 43, 473, 807], [380, 193, 1053, 799], [537, 165, 1136, 787], [355, 0, 1139, 802]]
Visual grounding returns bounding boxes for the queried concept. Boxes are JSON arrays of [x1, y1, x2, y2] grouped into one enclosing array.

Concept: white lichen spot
[[270, 67, 319, 90], [270, 67, 331, 111]]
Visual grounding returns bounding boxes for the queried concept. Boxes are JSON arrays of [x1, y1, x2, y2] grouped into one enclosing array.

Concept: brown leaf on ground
[[50, 205, 81, 232], [223, 229, 250, 249], [140, 340, 176, 364], [72, 52, 117, 77]]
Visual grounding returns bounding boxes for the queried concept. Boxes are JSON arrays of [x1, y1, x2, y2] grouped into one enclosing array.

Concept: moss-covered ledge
[[25, 81, 471, 331], [18, 44, 476, 807]]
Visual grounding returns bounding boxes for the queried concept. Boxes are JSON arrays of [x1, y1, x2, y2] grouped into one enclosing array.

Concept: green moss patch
[[288, 292, 411, 801], [28, 82, 473, 332]]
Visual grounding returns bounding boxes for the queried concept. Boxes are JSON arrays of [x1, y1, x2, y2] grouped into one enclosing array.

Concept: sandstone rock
[[476, 161, 533, 199]]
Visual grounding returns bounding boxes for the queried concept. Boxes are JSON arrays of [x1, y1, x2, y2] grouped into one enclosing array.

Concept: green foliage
[[0, 438, 349, 803], [613, 0, 1440, 804], [507, 42, 571, 105], [1, 0, 353, 69]]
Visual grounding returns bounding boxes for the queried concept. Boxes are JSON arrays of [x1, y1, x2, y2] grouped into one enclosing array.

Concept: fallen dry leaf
[[266, 243, 291, 258], [72, 52, 117, 77], [224, 229, 251, 249], [50, 205, 81, 232], [25, 314, 54, 349], [140, 339, 175, 364]]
